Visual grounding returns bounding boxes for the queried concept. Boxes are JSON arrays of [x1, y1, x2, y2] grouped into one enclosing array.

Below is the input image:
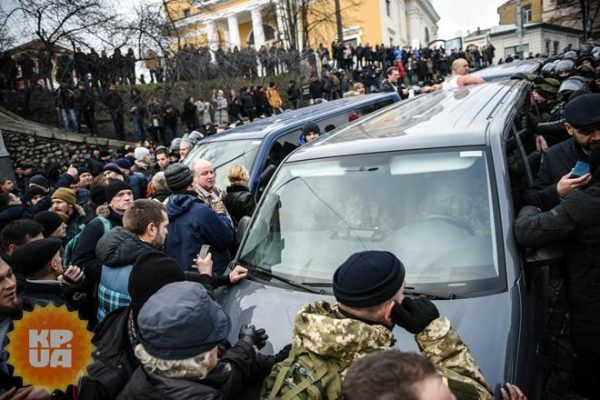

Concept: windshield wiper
[[239, 261, 323, 294], [404, 287, 458, 300]]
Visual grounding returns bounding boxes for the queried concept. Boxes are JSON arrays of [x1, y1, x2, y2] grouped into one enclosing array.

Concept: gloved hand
[[238, 325, 268, 349], [274, 344, 292, 363], [391, 297, 439, 334]]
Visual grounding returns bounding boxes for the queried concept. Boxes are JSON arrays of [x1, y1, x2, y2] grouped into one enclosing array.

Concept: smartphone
[[571, 161, 590, 178], [197, 244, 211, 260]]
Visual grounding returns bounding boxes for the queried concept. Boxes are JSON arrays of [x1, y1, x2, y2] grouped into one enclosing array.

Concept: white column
[[227, 14, 241, 49], [275, 2, 290, 49], [251, 7, 265, 48], [206, 19, 218, 62]]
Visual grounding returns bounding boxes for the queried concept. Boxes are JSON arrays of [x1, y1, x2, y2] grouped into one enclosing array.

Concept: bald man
[[442, 58, 485, 90]]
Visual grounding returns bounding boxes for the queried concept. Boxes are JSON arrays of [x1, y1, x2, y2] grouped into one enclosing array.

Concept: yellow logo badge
[[6, 305, 94, 391]]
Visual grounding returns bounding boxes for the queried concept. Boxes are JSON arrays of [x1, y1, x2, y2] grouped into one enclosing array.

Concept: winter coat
[[223, 184, 256, 225], [95, 226, 160, 320], [72, 209, 123, 288], [164, 192, 233, 274], [266, 87, 283, 109], [515, 179, 600, 355], [117, 341, 259, 400], [212, 95, 229, 125], [262, 301, 493, 400], [196, 101, 213, 126], [525, 138, 589, 211]]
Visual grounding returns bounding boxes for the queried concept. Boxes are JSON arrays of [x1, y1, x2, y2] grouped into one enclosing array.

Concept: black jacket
[[72, 210, 123, 284], [117, 341, 261, 400], [87, 156, 105, 177], [223, 184, 256, 225], [515, 179, 600, 355], [524, 138, 589, 211], [95, 226, 157, 268]]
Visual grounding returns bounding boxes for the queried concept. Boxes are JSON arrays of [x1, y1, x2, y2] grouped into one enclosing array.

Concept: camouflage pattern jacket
[[262, 300, 493, 400]]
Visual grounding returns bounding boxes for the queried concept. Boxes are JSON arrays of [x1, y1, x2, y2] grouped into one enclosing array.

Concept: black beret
[[102, 163, 124, 176], [105, 180, 132, 204], [34, 211, 63, 238], [564, 93, 600, 130], [333, 251, 406, 308], [25, 186, 46, 200], [165, 163, 193, 192], [11, 238, 63, 277]]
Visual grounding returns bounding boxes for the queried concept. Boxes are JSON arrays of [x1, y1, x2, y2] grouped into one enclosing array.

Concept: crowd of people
[[0, 41, 598, 399]]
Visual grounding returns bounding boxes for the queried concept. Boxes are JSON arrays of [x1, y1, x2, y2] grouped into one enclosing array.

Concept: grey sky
[[431, 0, 508, 40]]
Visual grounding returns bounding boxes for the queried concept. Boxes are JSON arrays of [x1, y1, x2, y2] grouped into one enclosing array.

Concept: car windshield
[[238, 148, 503, 297], [184, 139, 261, 190]]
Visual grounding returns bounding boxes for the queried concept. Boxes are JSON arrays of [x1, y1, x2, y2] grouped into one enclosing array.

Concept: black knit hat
[[11, 238, 63, 277], [333, 251, 406, 308], [165, 163, 193, 192], [128, 252, 186, 320], [302, 122, 321, 136], [105, 181, 132, 204], [34, 211, 63, 238], [29, 174, 49, 188], [25, 186, 46, 200]]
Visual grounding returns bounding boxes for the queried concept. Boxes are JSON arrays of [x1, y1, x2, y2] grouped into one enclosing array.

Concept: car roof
[[288, 80, 529, 161], [198, 92, 400, 142], [471, 59, 542, 81]]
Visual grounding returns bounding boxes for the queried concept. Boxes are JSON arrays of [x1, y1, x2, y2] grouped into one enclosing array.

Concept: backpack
[[263, 348, 348, 400], [63, 216, 111, 267]]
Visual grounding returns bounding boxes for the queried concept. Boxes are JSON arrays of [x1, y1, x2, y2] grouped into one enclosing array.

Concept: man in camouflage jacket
[[261, 251, 492, 400]]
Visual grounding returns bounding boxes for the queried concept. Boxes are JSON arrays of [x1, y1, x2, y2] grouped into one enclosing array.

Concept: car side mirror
[[235, 216, 252, 247], [524, 245, 564, 267]]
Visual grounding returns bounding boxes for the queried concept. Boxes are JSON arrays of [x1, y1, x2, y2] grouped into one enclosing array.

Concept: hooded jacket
[[164, 192, 233, 274], [95, 227, 159, 321]]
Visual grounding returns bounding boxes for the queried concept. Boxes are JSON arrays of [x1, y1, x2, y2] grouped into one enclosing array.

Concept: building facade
[[165, 0, 439, 52]]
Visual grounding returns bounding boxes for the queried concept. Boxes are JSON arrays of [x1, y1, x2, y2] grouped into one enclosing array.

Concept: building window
[[248, 24, 277, 45], [425, 27, 430, 45], [522, 5, 532, 23], [545, 40, 550, 56], [386, 0, 391, 17], [553, 40, 559, 56], [504, 44, 529, 58], [182, 8, 191, 18]]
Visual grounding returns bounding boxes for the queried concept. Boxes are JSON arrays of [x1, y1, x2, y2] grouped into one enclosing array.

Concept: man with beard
[[94, 199, 168, 321], [525, 94, 600, 211]]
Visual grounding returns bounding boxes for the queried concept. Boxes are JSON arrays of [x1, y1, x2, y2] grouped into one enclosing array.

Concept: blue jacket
[[164, 192, 233, 274], [125, 172, 147, 199]]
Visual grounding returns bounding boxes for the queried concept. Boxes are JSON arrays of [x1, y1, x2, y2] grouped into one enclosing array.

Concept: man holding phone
[[525, 94, 600, 211], [262, 251, 493, 400]]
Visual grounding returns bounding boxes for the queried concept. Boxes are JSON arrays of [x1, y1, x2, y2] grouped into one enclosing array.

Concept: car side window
[[257, 129, 302, 199]]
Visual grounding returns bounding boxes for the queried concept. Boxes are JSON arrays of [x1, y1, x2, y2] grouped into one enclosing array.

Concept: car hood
[[217, 277, 514, 390]]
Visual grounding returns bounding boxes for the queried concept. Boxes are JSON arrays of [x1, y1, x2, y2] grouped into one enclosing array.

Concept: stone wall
[[2, 126, 131, 169]]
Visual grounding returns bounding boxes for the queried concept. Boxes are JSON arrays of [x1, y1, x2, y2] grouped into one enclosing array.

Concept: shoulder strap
[[96, 216, 112, 233]]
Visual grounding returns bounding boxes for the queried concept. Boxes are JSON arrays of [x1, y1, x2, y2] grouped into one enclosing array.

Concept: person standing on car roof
[[261, 250, 493, 400], [515, 144, 600, 400]]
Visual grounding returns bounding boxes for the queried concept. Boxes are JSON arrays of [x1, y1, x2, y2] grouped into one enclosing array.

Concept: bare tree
[[267, 0, 362, 51], [0, 7, 16, 51], [545, 0, 600, 41]]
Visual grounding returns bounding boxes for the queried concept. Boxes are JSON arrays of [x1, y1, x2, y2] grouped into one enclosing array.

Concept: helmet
[[170, 137, 182, 153], [555, 59, 576, 78], [563, 50, 578, 60], [188, 130, 204, 142], [541, 62, 555, 78], [558, 76, 591, 102]]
